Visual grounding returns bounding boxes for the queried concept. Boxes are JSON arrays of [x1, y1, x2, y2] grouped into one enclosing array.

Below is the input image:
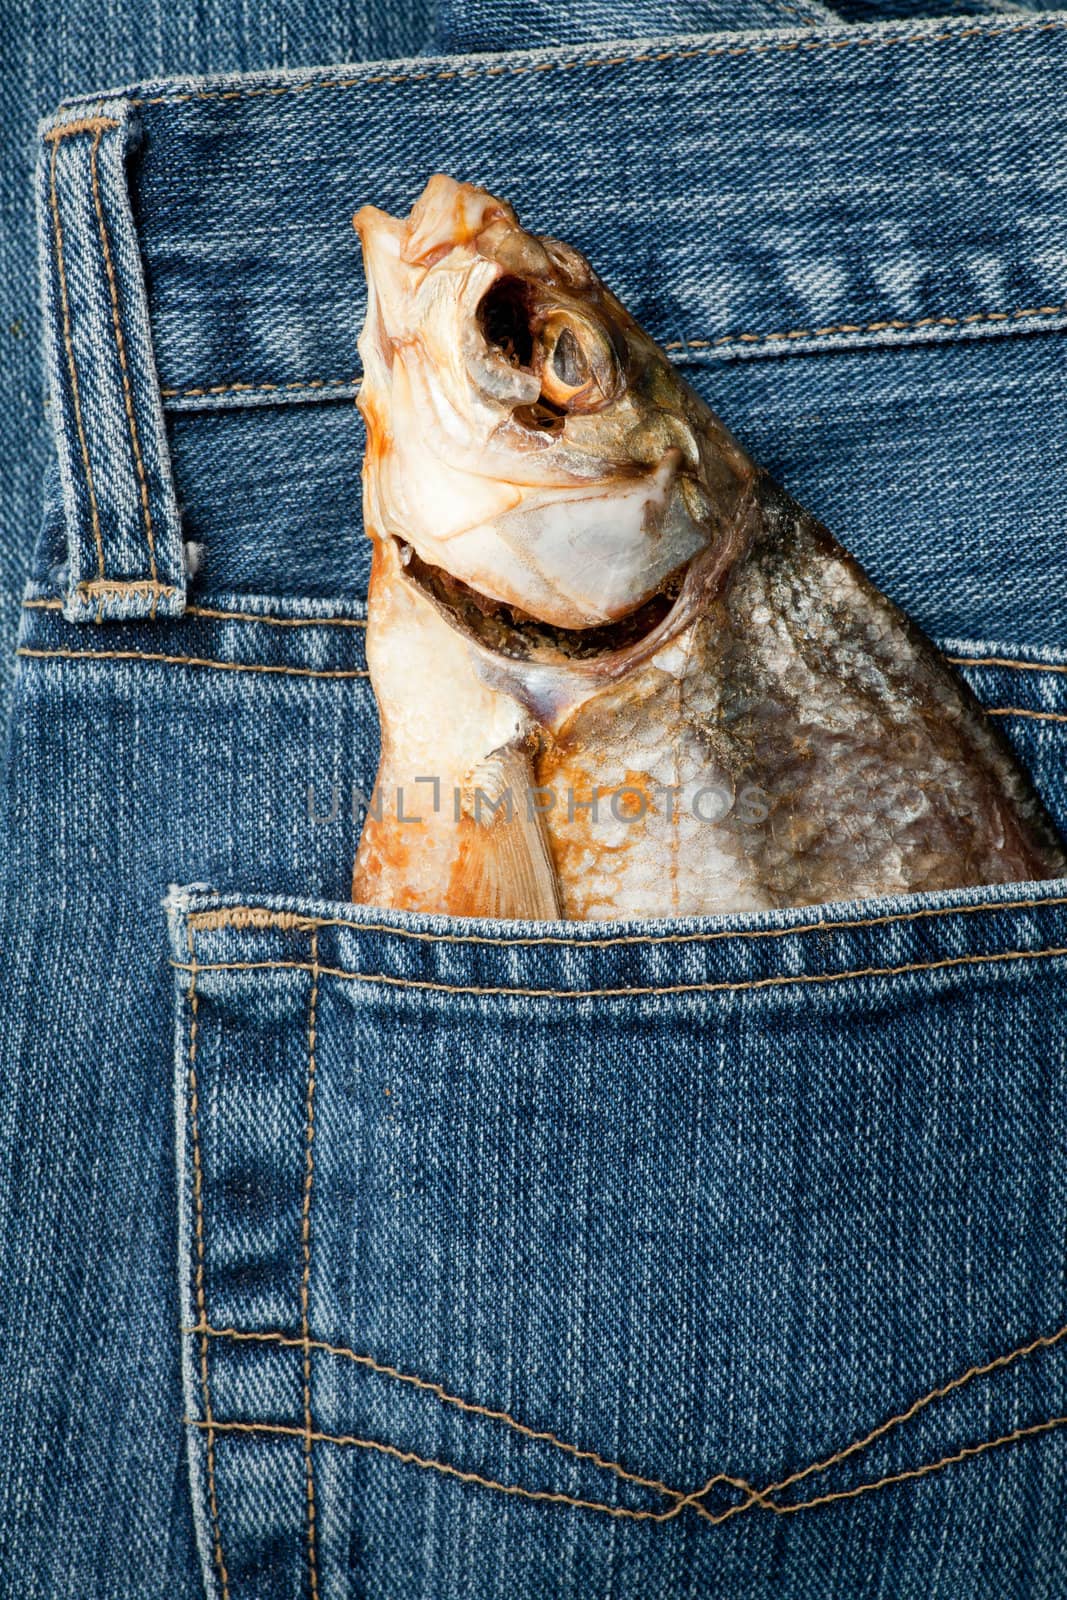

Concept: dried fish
[[350, 175, 1065, 920]]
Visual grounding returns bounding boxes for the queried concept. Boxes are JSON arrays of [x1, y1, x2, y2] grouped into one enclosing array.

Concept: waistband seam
[[46, 14, 1065, 118], [154, 300, 1067, 407]]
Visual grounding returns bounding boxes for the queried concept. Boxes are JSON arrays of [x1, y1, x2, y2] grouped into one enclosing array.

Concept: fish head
[[353, 174, 754, 651]]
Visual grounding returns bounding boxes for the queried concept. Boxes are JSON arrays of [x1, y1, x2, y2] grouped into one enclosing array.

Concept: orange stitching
[[15, 646, 368, 680], [192, 908, 322, 932], [301, 932, 320, 1599], [185, 1412, 1067, 1522], [988, 707, 1067, 723], [170, 942, 1067, 999], [187, 1418, 694, 1521], [739, 1416, 1067, 1519], [188, 1316, 1067, 1515], [160, 376, 360, 400], [109, 17, 1067, 109], [662, 304, 1067, 351], [186, 1321, 686, 1501], [947, 654, 1067, 674], [185, 929, 230, 1599], [73, 578, 178, 600], [183, 603, 365, 629], [154, 302, 1067, 404], [88, 128, 161, 616], [184, 889, 1067, 951], [48, 138, 105, 588], [22, 597, 367, 627], [43, 115, 121, 140], [717, 1319, 1067, 1521], [21, 602, 1065, 662]]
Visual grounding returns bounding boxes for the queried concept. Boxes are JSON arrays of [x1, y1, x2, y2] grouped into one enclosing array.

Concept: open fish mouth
[[396, 538, 693, 664]]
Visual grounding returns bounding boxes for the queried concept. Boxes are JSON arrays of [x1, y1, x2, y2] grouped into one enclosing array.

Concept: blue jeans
[[2, 3, 1066, 1594]]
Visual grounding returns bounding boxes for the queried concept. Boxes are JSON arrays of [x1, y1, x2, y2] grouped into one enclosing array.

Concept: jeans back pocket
[[168, 877, 1067, 1599]]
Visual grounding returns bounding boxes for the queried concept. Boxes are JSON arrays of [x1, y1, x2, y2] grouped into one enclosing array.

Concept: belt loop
[[38, 98, 186, 623]]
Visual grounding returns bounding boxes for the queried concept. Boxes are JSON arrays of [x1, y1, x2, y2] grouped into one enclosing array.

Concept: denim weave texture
[[1, 1, 1066, 1596]]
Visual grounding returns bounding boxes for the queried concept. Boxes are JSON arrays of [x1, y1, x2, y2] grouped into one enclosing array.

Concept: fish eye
[[538, 312, 618, 413]]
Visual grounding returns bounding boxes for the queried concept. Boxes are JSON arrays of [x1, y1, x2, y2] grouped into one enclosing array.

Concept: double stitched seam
[[46, 133, 106, 601], [15, 646, 368, 680], [185, 1316, 1067, 1522], [20, 601, 1066, 673], [87, 126, 162, 616], [301, 933, 320, 1599], [186, 1413, 1067, 1523], [22, 597, 366, 626], [170, 944, 1067, 998], [161, 376, 361, 400], [154, 303, 1067, 401], [716, 1321, 1067, 1522], [187, 1323, 685, 1502], [17, 610, 1067, 702], [180, 603, 364, 628], [666, 303, 1067, 351], [182, 893, 1067, 949], [88, 17, 1067, 109], [184, 928, 230, 1599]]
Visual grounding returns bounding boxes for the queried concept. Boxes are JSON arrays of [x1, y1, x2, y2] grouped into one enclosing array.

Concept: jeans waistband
[[36, 12, 1067, 622]]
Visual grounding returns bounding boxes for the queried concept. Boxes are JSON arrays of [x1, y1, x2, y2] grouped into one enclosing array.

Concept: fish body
[[350, 176, 1066, 920]]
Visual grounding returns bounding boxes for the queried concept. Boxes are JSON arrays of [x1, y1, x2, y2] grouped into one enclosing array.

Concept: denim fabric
[[0, 0, 434, 710], [430, 0, 842, 50], [3, 9, 1067, 1600], [166, 878, 1067, 1597]]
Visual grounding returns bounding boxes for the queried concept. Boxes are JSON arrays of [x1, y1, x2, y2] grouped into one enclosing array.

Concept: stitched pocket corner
[[168, 881, 1067, 1597]]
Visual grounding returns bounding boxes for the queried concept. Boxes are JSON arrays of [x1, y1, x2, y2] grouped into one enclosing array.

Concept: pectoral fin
[[447, 745, 561, 920]]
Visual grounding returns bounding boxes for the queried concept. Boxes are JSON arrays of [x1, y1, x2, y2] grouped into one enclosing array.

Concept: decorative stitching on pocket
[[750, 1417, 1067, 1520], [114, 17, 1067, 110], [47, 137, 105, 591], [16, 646, 368, 680], [184, 928, 231, 1599], [187, 1412, 1067, 1523], [301, 932, 320, 1600], [188, 1416, 704, 1521], [87, 128, 162, 616], [172, 943, 1067, 1000], [185, 892, 1067, 950], [725, 1318, 1067, 1517], [187, 1322, 684, 1499], [187, 1315, 1067, 1516]]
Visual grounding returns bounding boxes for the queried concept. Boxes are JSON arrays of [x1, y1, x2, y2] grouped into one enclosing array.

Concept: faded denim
[[2, 5, 1067, 1597]]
